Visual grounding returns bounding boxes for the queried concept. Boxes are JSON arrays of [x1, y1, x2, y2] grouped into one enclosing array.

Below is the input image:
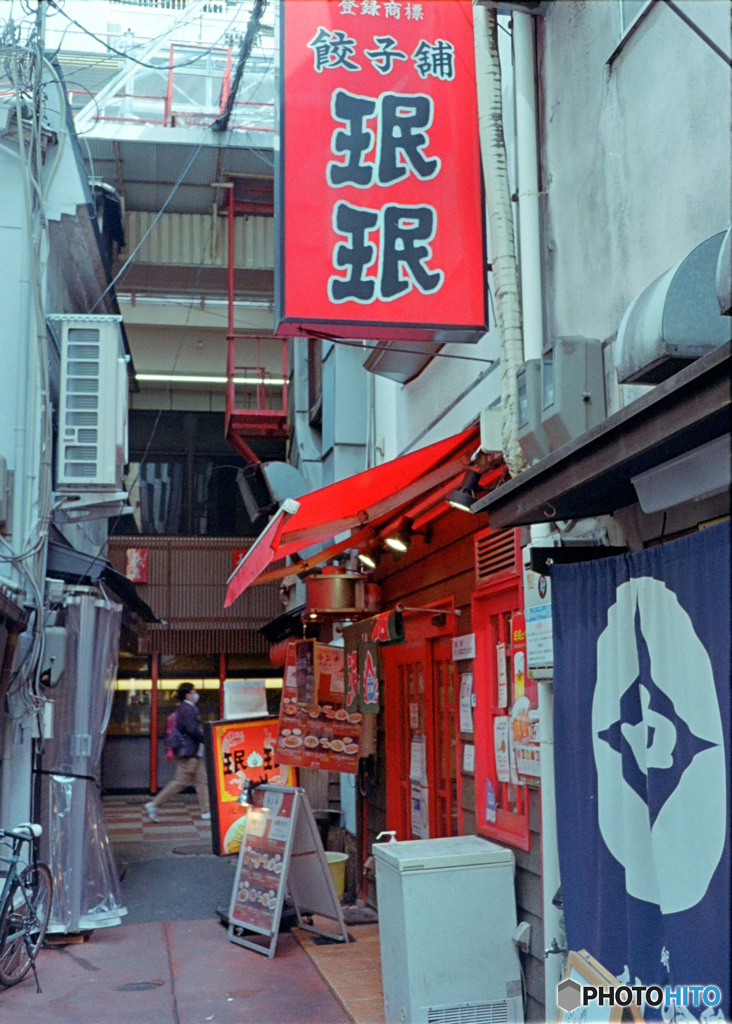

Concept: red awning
[[224, 502, 296, 608], [225, 425, 479, 607]]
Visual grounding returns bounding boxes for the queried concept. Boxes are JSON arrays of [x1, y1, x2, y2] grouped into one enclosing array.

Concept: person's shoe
[[144, 801, 158, 822], [201, 811, 211, 820]]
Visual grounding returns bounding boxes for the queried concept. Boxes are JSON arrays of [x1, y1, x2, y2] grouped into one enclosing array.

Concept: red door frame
[[472, 574, 533, 851], [382, 599, 458, 841]]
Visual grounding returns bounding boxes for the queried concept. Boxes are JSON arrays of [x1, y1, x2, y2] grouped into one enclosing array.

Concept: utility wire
[[90, 139, 206, 312], [46, 0, 268, 72], [212, 0, 266, 132]]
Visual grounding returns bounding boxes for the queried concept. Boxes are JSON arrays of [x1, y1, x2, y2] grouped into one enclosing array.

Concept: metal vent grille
[[63, 328, 100, 480], [427, 1002, 510, 1024], [475, 528, 518, 586]]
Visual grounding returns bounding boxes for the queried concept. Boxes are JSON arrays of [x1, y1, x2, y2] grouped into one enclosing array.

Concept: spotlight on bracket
[[446, 470, 482, 513], [358, 548, 381, 570]]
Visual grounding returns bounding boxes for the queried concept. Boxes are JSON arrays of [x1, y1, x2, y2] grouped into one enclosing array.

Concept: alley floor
[[0, 794, 385, 1024]]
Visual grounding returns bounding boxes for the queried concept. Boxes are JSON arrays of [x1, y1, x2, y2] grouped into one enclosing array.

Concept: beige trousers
[[152, 756, 210, 814]]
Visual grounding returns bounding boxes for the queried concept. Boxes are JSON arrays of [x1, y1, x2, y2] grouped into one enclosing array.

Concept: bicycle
[[0, 824, 52, 992]]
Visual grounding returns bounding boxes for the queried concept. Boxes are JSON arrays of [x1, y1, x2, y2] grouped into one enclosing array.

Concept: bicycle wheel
[[0, 863, 53, 987]]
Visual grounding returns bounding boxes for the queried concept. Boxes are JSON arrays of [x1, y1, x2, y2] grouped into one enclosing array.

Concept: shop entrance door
[[383, 613, 458, 841]]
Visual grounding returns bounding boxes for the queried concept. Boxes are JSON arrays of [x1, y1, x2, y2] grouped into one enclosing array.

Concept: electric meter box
[[541, 336, 606, 450], [374, 835, 524, 1024], [516, 358, 551, 465]]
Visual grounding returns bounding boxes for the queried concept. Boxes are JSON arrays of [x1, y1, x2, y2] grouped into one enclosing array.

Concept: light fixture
[[384, 518, 431, 553], [136, 373, 286, 386], [358, 548, 381, 570], [446, 470, 482, 513], [237, 775, 266, 806], [385, 528, 410, 553]]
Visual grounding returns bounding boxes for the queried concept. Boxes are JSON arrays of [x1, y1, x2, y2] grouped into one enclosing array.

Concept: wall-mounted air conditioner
[[50, 315, 128, 491]]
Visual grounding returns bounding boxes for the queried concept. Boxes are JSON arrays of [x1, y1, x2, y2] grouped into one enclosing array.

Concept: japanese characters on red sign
[[207, 718, 295, 856], [277, 0, 486, 342]]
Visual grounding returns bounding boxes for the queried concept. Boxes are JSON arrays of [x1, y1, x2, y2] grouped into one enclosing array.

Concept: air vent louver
[[475, 528, 518, 586], [427, 1001, 510, 1024]]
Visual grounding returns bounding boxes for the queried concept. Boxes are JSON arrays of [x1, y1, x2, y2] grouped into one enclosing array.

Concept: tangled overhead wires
[[46, 0, 267, 72]]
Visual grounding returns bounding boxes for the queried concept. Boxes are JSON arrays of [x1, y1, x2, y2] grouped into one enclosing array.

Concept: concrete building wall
[[539, 0, 731, 348]]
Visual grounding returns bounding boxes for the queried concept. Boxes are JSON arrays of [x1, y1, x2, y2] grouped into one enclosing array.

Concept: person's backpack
[[164, 711, 182, 761]]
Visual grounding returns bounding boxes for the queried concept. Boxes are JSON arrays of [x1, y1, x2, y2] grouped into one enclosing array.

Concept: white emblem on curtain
[[592, 577, 725, 914]]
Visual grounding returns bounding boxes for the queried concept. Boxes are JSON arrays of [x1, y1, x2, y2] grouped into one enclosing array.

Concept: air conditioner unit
[[477, 0, 553, 14], [50, 315, 128, 490]]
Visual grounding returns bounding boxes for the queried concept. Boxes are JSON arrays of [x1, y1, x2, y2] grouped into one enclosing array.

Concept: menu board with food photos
[[277, 641, 363, 773], [228, 785, 348, 958]]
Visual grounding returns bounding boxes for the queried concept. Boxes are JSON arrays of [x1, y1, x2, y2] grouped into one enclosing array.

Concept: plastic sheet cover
[[41, 592, 127, 933]]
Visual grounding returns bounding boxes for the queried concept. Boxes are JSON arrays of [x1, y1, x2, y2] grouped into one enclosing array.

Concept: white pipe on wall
[[513, 14, 544, 364], [529, 520, 563, 1020], [473, 4, 526, 477]]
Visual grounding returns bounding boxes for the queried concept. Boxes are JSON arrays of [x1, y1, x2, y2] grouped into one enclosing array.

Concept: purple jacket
[[176, 698, 204, 758]]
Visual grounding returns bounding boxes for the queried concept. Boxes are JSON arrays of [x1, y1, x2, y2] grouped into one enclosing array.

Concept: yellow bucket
[[325, 851, 348, 901]]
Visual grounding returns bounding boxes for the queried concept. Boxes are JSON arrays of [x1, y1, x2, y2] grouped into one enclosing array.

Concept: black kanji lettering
[[364, 35, 408, 75], [308, 27, 361, 72], [412, 39, 455, 81], [379, 204, 444, 299], [329, 202, 379, 303], [232, 749, 247, 773], [328, 90, 377, 188], [378, 93, 440, 185], [222, 752, 232, 775]]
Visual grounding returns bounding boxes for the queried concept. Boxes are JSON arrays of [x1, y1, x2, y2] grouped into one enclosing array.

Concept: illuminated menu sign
[[276, 0, 487, 343]]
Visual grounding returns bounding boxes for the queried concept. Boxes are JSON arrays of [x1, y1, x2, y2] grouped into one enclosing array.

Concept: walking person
[[145, 683, 211, 822]]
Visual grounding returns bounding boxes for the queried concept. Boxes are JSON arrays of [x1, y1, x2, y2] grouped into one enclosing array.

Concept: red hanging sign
[[276, 0, 486, 344]]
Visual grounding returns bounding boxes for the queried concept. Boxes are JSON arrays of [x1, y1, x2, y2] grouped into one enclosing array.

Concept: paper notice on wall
[[485, 778, 497, 824], [494, 716, 510, 783], [496, 643, 508, 708], [459, 673, 474, 733], [462, 743, 475, 773], [223, 680, 268, 721], [409, 735, 427, 785], [409, 702, 419, 731], [410, 782, 430, 840]]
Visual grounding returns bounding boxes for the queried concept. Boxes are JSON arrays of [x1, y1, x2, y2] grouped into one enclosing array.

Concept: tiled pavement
[[102, 794, 387, 1024], [104, 792, 213, 846]]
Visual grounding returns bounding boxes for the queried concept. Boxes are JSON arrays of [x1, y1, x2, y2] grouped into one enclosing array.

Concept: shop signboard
[[276, 640, 363, 773], [524, 567, 554, 677], [276, 0, 487, 344], [228, 785, 349, 958], [205, 718, 295, 856]]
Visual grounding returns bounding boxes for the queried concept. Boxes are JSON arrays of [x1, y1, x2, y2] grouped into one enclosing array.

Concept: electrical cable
[[314, 335, 496, 365], [47, 0, 268, 72]]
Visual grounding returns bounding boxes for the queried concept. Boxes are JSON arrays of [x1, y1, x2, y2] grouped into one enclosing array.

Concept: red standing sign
[[276, 0, 486, 343]]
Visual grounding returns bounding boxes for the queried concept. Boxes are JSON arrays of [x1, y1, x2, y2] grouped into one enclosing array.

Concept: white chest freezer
[[374, 835, 524, 1024]]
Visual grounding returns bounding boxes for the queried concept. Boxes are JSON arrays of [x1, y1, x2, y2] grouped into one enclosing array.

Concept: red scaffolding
[[224, 179, 288, 464]]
